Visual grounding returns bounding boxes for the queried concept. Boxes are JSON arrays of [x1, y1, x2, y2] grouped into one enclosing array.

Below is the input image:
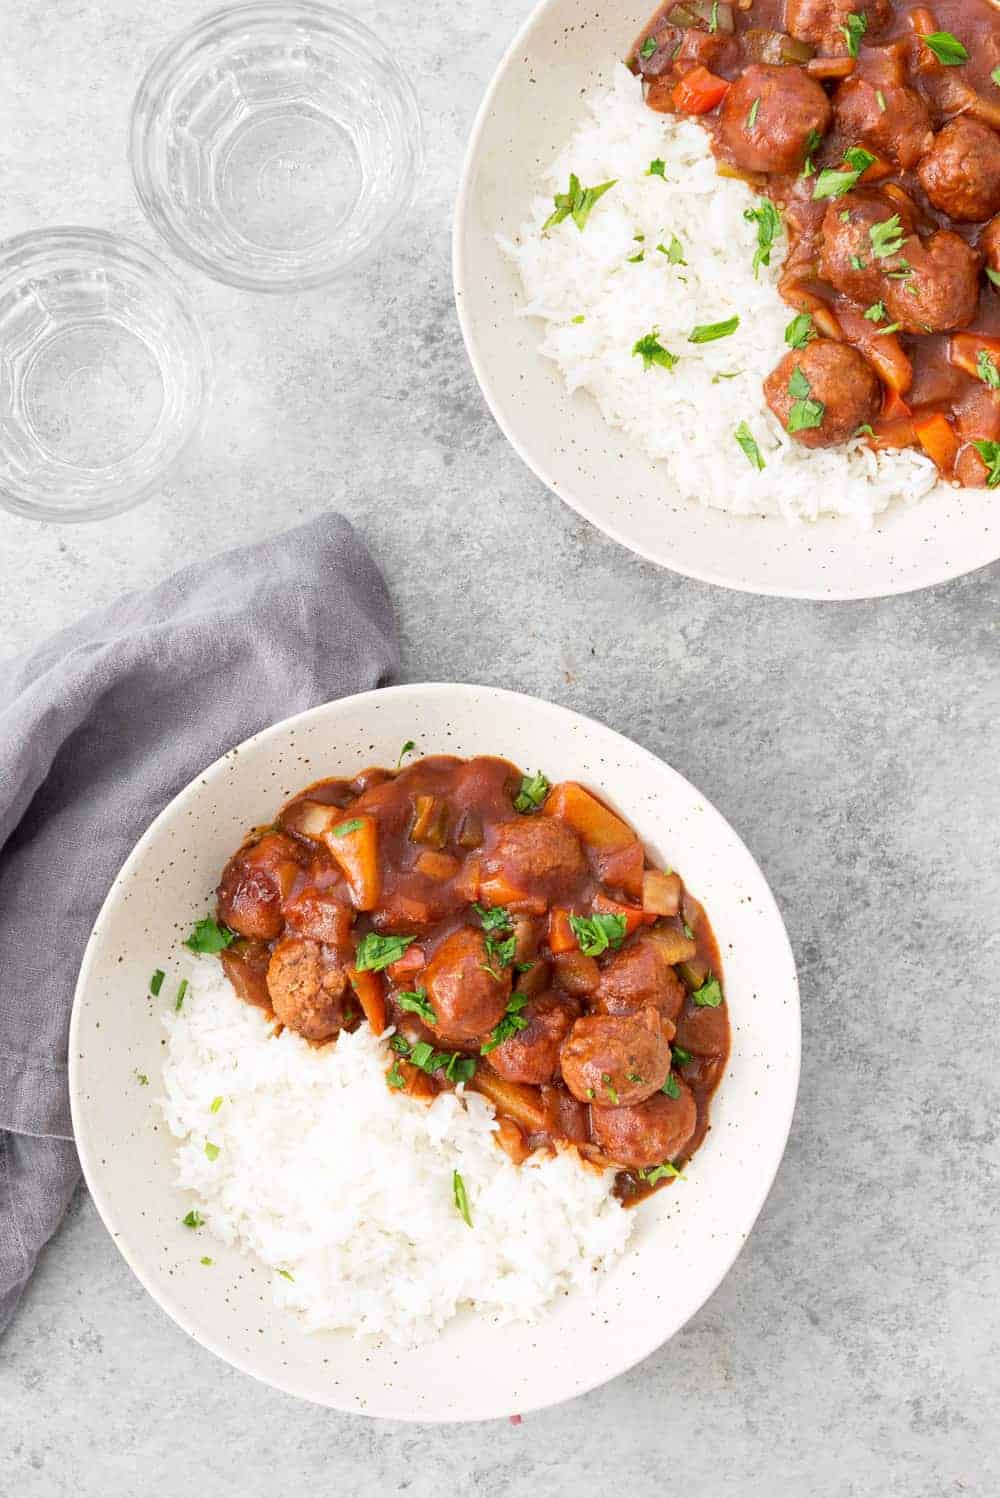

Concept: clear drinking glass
[[129, 2, 423, 292], [0, 229, 210, 523]]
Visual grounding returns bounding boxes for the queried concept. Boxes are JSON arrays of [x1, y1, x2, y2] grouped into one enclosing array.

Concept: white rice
[[160, 957, 632, 1346], [502, 63, 942, 525]]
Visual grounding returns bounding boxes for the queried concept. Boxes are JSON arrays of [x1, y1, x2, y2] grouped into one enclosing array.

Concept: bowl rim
[[128, 0, 424, 293], [0, 225, 211, 524], [69, 681, 801, 1419], [451, 0, 998, 602]]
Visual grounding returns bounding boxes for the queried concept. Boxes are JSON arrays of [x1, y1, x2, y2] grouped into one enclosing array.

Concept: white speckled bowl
[[453, 0, 1000, 600], [69, 684, 799, 1420]]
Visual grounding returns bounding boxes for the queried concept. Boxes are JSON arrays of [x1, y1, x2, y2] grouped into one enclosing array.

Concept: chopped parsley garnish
[[870, 214, 906, 259], [709, 0, 720, 31], [841, 11, 867, 56], [174, 979, 188, 1012], [453, 1170, 473, 1228], [972, 440, 1000, 488], [396, 987, 437, 1024], [640, 35, 658, 60], [386, 1061, 406, 1089], [919, 30, 969, 65], [627, 250, 645, 263], [391, 1036, 476, 1082], [278, 1269, 295, 1282], [682, 922, 694, 939], [784, 313, 815, 350], [692, 975, 724, 1008], [474, 902, 513, 933], [688, 315, 739, 344], [864, 301, 887, 322], [330, 817, 363, 836], [987, 269, 1000, 288], [182, 1210, 203, 1229], [481, 993, 531, 1054], [746, 97, 760, 131], [744, 198, 781, 276], [543, 173, 617, 232], [800, 127, 823, 178], [632, 329, 679, 371], [210, 1096, 223, 1113], [136, 1072, 149, 1086], [993, 66, 1000, 88], [658, 234, 686, 265], [569, 912, 628, 956], [396, 740, 416, 769], [812, 145, 875, 200], [647, 158, 666, 177], [513, 770, 550, 812], [484, 933, 517, 972], [734, 420, 766, 471], [662, 1073, 681, 1099], [626, 1071, 645, 1084], [856, 423, 874, 437], [354, 932, 415, 972], [602, 1073, 620, 1104], [785, 366, 825, 434], [149, 969, 165, 996], [672, 1045, 693, 1066], [571, 314, 585, 323], [200, 1256, 213, 1266], [850, 254, 867, 271], [976, 350, 1000, 390], [876, 88, 887, 111], [184, 917, 235, 954], [642, 1161, 683, 1185], [875, 322, 902, 336], [204, 1141, 220, 1161]]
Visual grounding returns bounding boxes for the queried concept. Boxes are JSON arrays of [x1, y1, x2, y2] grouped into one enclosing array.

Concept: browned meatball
[[266, 936, 348, 1041], [918, 120, 1000, 224], [764, 341, 881, 448], [884, 231, 981, 333], [785, 0, 891, 53], [423, 927, 511, 1045], [983, 216, 1000, 278], [216, 833, 303, 940], [482, 816, 587, 900], [674, 1000, 730, 1059], [719, 64, 831, 175], [560, 1009, 670, 1107], [283, 886, 352, 947], [593, 935, 688, 1025], [590, 1085, 698, 1170], [833, 72, 932, 170], [486, 992, 576, 1085], [819, 191, 916, 303]]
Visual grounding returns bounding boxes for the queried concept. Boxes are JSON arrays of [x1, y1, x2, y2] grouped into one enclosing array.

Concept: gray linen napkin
[[0, 512, 399, 1333]]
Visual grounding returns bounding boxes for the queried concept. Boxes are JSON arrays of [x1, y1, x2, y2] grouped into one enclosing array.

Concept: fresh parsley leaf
[[692, 975, 724, 1008], [993, 66, 1000, 88], [200, 1256, 213, 1266], [136, 1072, 149, 1086], [210, 1096, 223, 1113], [642, 1161, 683, 1185], [864, 301, 887, 322], [800, 127, 823, 178], [204, 1141, 220, 1161], [658, 233, 686, 264], [672, 1045, 693, 1066], [850, 253, 867, 270], [919, 30, 969, 65], [571, 314, 585, 323], [396, 987, 437, 1024], [278, 1269, 295, 1282], [396, 740, 416, 769], [788, 398, 825, 433], [709, 0, 720, 32], [870, 214, 906, 259], [875, 88, 887, 111], [474, 902, 513, 933], [182, 1210, 204, 1229], [647, 157, 666, 177], [682, 921, 694, 939], [453, 1170, 473, 1227], [784, 313, 815, 349], [513, 770, 550, 812], [734, 420, 766, 471], [602, 1073, 620, 1104], [386, 1060, 406, 1088], [875, 322, 902, 336], [627, 250, 645, 263], [543, 173, 617, 232], [987, 268, 1000, 288], [174, 979, 188, 1012], [856, 423, 875, 437], [632, 329, 679, 371], [972, 440, 1000, 487], [330, 817, 363, 836], [481, 993, 531, 1054], [841, 10, 867, 56], [688, 315, 740, 344], [788, 366, 811, 400], [746, 97, 761, 131], [640, 35, 658, 60], [744, 198, 781, 276], [662, 1073, 681, 1099], [977, 350, 1000, 389], [812, 145, 875, 200], [569, 912, 628, 956], [484, 933, 517, 970], [184, 917, 235, 954], [149, 969, 165, 996], [354, 932, 416, 972]]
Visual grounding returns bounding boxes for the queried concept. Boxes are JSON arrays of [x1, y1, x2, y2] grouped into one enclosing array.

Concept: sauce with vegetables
[[210, 754, 730, 1202], [632, 0, 1000, 486]]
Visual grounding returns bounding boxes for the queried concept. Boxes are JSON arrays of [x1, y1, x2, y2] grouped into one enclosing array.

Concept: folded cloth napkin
[[0, 512, 398, 1333]]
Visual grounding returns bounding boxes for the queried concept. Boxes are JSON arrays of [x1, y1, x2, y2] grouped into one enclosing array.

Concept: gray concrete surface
[[1, 1, 998, 1494]]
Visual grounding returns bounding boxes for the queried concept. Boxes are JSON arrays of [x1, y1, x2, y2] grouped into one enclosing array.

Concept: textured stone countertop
[[1, 1, 997, 1494]]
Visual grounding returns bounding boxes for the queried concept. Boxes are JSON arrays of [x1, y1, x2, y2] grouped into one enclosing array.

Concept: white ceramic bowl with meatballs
[[69, 683, 799, 1421], [453, 0, 1000, 599]]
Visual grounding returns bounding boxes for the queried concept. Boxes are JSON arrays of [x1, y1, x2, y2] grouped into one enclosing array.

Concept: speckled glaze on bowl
[[69, 684, 799, 1421], [452, 0, 999, 600]]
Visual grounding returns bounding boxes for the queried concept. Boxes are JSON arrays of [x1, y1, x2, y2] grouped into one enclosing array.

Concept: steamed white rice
[[160, 957, 632, 1346], [502, 64, 942, 525]]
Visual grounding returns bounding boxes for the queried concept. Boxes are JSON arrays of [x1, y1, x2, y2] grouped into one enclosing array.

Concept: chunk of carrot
[[913, 411, 960, 476], [478, 871, 546, 914], [949, 333, 1000, 383], [348, 967, 387, 1034], [548, 907, 577, 955], [543, 782, 635, 852], [673, 66, 730, 114], [414, 849, 461, 881], [322, 814, 380, 910]]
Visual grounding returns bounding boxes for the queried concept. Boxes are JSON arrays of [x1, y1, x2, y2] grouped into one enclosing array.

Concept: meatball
[[266, 936, 348, 1041], [819, 191, 916, 303], [560, 1009, 671, 1107], [216, 832, 303, 940], [481, 816, 587, 900], [764, 341, 881, 448], [590, 1085, 698, 1171], [593, 935, 688, 1025], [785, 0, 891, 53], [486, 992, 576, 1085], [719, 64, 831, 175], [283, 886, 353, 947], [884, 231, 981, 333], [423, 927, 511, 1045], [833, 73, 932, 170], [918, 120, 1000, 224], [983, 216, 1000, 278]]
